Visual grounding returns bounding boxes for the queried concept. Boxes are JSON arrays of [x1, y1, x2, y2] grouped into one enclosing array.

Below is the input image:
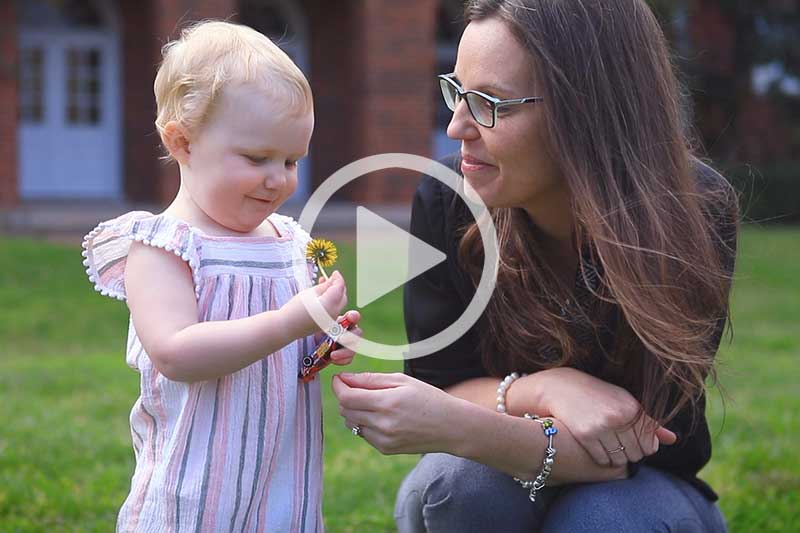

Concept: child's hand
[[283, 271, 348, 339], [317, 271, 348, 318], [330, 310, 363, 366]]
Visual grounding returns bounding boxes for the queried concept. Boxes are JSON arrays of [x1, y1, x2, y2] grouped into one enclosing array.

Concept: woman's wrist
[[442, 396, 495, 459], [506, 371, 550, 417]]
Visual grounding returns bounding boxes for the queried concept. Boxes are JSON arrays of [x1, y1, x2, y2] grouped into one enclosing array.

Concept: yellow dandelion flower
[[306, 238, 338, 279]]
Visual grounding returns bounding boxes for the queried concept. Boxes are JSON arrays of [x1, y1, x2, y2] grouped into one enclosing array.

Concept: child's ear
[[162, 121, 192, 164]]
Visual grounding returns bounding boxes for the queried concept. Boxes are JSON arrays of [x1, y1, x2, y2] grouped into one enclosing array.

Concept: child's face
[[183, 83, 314, 233]]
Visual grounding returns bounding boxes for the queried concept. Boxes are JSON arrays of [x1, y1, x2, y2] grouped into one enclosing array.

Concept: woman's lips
[[461, 153, 496, 175]]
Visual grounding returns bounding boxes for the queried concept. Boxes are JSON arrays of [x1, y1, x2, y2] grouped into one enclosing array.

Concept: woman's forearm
[[445, 374, 548, 416], [444, 375, 626, 484], [447, 396, 626, 485]]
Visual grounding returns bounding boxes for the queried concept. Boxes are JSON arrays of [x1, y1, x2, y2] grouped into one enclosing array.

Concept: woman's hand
[[520, 367, 677, 468], [331, 372, 464, 455]]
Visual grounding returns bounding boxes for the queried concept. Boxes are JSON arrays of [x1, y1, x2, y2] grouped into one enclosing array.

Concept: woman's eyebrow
[[453, 73, 515, 97]]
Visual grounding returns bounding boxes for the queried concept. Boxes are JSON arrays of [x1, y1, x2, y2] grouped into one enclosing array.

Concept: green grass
[[1, 227, 798, 531]]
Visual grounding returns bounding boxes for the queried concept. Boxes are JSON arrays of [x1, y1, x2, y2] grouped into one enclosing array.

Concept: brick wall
[[2, 0, 438, 208], [120, 0, 160, 203], [308, 0, 437, 204], [0, 1, 18, 207]]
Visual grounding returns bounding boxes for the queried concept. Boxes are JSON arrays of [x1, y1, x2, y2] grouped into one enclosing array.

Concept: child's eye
[[285, 160, 298, 169], [244, 155, 267, 164]]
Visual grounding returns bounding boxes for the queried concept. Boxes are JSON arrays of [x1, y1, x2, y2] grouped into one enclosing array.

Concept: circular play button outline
[[294, 153, 499, 360]]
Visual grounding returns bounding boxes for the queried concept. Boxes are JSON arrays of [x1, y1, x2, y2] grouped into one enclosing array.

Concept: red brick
[[0, 0, 18, 207]]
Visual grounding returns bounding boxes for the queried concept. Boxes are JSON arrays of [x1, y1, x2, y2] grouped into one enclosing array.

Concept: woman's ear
[[162, 121, 192, 164]]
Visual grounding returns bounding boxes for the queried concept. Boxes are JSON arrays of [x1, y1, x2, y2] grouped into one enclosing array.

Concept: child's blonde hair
[[154, 20, 312, 155]]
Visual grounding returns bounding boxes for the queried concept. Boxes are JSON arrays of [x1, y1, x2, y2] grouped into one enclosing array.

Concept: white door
[[18, 29, 121, 199]]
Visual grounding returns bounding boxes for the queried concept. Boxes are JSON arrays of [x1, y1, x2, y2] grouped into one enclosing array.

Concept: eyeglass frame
[[438, 73, 544, 128]]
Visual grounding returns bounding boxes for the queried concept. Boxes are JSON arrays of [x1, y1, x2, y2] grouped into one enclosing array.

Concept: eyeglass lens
[[439, 78, 494, 127]]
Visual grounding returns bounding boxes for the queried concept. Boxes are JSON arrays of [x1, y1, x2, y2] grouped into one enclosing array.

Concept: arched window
[[238, 0, 310, 75]]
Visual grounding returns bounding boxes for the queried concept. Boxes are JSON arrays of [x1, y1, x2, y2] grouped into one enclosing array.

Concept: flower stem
[[317, 263, 329, 281]]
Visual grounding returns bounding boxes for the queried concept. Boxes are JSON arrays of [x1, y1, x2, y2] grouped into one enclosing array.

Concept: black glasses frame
[[438, 73, 543, 128]]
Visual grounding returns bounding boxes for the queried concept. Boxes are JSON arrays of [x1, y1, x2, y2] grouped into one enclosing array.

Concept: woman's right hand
[[517, 367, 677, 468], [281, 270, 348, 339], [332, 372, 466, 455]]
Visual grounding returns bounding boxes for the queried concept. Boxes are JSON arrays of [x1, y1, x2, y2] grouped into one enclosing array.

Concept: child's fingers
[[330, 324, 361, 365], [338, 310, 361, 324], [313, 274, 333, 293], [330, 349, 355, 365], [319, 274, 346, 305]]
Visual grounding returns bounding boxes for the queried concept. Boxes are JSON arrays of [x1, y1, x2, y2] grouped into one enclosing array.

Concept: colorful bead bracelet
[[513, 413, 558, 503]]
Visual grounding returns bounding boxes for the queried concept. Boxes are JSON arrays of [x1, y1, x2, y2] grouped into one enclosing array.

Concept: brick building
[[0, 0, 466, 210], [2, 0, 795, 217]]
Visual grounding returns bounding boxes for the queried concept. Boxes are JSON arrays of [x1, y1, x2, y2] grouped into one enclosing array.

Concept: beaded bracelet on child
[[496, 372, 558, 503]]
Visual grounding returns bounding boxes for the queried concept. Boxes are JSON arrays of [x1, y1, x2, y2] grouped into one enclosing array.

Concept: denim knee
[[541, 466, 726, 533], [395, 453, 554, 533]]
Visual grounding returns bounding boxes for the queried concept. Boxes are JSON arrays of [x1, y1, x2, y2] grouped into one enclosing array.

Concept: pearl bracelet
[[513, 413, 558, 503], [496, 372, 527, 414]]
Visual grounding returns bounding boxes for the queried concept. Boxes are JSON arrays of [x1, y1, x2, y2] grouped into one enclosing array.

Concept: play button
[[356, 206, 446, 308], [295, 153, 498, 361]]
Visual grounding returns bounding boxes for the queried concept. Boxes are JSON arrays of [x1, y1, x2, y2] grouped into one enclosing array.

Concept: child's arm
[[125, 241, 347, 382]]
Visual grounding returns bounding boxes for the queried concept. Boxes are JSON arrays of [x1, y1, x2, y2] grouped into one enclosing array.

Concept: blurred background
[[1, 0, 799, 227], [0, 0, 798, 531]]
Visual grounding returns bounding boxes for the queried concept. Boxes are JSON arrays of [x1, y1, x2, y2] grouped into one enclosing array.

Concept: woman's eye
[[245, 155, 267, 164]]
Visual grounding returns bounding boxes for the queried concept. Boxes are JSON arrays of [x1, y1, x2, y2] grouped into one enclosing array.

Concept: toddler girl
[[82, 21, 361, 532]]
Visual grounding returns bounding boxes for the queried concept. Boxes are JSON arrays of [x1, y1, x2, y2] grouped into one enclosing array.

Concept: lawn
[[0, 227, 798, 531]]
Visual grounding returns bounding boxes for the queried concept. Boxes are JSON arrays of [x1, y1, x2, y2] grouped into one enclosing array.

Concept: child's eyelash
[[245, 154, 300, 169]]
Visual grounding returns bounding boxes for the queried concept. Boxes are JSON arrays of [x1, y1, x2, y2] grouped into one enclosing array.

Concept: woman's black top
[[402, 160, 737, 502]]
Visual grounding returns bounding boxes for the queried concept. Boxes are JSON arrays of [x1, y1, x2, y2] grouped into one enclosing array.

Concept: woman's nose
[[446, 99, 480, 141]]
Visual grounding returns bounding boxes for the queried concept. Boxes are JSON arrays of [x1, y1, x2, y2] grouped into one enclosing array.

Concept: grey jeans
[[394, 454, 726, 533]]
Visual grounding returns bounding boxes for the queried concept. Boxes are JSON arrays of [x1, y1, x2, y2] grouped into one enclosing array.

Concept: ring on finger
[[351, 424, 363, 437], [606, 444, 625, 454]]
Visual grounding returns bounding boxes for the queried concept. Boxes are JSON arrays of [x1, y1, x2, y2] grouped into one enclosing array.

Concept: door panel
[[18, 30, 121, 199]]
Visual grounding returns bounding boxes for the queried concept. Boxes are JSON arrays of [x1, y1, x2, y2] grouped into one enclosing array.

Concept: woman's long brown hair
[[459, 0, 738, 426]]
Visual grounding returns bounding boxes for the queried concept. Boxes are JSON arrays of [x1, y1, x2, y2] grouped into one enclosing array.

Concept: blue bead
[[544, 427, 558, 436]]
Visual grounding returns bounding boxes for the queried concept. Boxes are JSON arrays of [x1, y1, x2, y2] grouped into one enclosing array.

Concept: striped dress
[[82, 211, 324, 533]]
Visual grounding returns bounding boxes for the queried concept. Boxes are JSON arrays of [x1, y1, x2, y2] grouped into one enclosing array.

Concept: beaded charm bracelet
[[513, 413, 558, 503]]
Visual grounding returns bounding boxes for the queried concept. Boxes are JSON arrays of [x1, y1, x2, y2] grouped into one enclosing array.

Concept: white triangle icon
[[356, 206, 447, 308]]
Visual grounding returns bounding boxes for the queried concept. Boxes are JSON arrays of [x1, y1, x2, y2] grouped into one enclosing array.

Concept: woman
[[332, 0, 737, 530]]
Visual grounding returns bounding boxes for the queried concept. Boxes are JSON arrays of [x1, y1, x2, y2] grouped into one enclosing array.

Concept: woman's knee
[[395, 453, 552, 533], [541, 467, 726, 533], [396, 454, 499, 514]]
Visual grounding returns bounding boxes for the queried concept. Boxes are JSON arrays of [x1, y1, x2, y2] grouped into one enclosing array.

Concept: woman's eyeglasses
[[438, 73, 543, 128]]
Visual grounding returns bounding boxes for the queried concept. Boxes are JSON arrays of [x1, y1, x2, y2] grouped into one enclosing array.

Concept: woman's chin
[[463, 178, 499, 207]]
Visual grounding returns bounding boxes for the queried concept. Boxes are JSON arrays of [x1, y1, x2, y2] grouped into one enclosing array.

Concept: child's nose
[[263, 166, 287, 188]]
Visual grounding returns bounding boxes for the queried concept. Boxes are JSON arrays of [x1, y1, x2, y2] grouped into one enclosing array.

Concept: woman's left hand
[[331, 372, 462, 455]]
